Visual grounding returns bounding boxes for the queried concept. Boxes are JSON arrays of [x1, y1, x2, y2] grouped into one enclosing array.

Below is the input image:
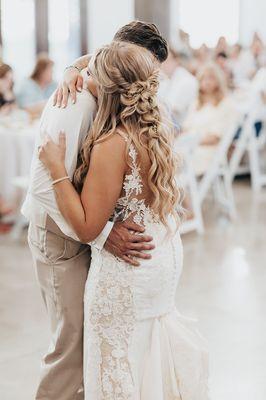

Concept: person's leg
[[28, 222, 90, 400]]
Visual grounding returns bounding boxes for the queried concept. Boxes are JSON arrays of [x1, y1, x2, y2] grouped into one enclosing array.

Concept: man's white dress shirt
[[22, 81, 113, 248]]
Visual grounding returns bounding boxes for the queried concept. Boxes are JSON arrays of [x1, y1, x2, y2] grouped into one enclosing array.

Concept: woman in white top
[[183, 62, 240, 176]]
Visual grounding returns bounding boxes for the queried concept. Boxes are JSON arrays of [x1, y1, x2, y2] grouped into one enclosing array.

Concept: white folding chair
[[230, 112, 266, 191], [175, 133, 204, 234], [229, 114, 250, 179], [248, 122, 266, 191], [198, 120, 242, 219]]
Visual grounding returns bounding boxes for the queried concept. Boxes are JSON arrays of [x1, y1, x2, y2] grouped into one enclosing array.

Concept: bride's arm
[[71, 54, 91, 71], [39, 132, 126, 243], [53, 54, 92, 108]]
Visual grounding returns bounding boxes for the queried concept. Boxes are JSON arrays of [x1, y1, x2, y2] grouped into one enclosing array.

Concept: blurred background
[[0, 1, 266, 399]]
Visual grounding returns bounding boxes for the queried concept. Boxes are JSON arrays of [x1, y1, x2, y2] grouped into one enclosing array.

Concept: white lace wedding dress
[[83, 139, 209, 399]]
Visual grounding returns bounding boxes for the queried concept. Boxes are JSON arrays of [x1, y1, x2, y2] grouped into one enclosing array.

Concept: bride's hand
[[38, 131, 67, 179], [53, 67, 83, 108]]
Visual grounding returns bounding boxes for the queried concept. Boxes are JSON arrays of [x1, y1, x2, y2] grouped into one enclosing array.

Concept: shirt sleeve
[[89, 221, 114, 250], [39, 91, 93, 175], [36, 89, 113, 247]]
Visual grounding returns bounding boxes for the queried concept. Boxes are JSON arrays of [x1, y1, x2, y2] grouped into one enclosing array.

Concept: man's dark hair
[[114, 20, 168, 63]]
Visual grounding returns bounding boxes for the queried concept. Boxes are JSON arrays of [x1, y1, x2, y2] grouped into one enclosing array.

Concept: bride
[[39, 41, 209, 399]]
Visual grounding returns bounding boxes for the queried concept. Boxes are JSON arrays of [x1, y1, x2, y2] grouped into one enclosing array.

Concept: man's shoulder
[[41, 89, 96, 123]]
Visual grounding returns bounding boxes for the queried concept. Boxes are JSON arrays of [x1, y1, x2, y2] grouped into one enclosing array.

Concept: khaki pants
[[28, 216, 91, 400]]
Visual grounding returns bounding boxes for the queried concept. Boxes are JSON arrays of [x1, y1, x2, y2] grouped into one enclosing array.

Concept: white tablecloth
[[0, 118, 38, 203]]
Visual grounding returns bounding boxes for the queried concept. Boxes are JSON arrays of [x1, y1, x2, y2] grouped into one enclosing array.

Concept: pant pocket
[[28, 223, 67, 264], [28, 223, 88, 264]]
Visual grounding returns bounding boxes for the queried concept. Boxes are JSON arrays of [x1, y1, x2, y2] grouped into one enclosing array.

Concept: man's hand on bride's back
[[53, 67, 83, 108], [104, 221, 155, 267]]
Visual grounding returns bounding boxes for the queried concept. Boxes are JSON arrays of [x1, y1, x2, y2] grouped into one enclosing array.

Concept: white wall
[[239, 0, 266, 45], [87, 0, 135, 52], [169, 0, 180, 47], [179, 0, 239, 48]]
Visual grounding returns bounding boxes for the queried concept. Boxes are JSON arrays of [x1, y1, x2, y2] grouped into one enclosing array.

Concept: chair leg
[[213, 176, 223, 202], [249, 137, 262, 192], [229, 130, 250, 182], [212, 173, 236, 219], [187, 169, 204, 234], [224, 170, 236, 219]]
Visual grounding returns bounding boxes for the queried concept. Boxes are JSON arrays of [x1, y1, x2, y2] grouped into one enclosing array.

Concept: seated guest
[[159, 48, 198, 123], [17, 54, 57, 117], [232, 34, 266, 85], [215, 36, 229, 56], [0, 63, 16, 115], [182, 63, 240, 176], [249, 66, 266, 132], [191, 44, 211, 73], [177, 29, 192, 58], [228, 44, 247, 86], [215, 52, 234, 88], [250, 33, 266, 72]]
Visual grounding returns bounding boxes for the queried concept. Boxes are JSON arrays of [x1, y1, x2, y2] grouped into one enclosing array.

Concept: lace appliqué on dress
[[114, 144, 159, 226], [85, 254, 136, 399], [85, 142, 160, 399]]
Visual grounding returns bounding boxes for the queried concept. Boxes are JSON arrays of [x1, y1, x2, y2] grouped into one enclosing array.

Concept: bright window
[[179, 0, 240, 48], [1, 0, 36, 83], [48, 0, 81, 80]]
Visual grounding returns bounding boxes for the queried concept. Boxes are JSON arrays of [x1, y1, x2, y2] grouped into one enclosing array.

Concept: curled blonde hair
[[74, 42, 182, 226], [197, 62, 227, 109]]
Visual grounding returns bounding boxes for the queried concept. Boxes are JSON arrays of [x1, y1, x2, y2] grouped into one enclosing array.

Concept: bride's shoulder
[[94, 129, 128, 148], [91, 130, 128, 164]]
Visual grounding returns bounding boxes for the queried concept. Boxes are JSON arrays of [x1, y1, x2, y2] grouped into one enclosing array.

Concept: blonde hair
[[197, 62, 227, 109], [74, 41, 182, 226]]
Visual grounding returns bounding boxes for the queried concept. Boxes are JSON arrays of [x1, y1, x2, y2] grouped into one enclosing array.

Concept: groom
[[23, 21, 168, 400]]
